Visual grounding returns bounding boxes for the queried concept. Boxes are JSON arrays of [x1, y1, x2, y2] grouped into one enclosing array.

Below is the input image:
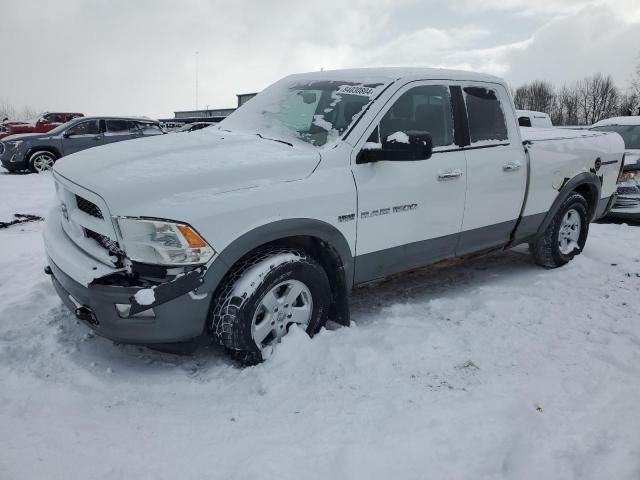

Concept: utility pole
[[195, 51, 199, 110]]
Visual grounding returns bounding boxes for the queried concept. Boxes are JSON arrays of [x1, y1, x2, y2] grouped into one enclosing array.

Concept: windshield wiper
[[256, 133, 293, 147]]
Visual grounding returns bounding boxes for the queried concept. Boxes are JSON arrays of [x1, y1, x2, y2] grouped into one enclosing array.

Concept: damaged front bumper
[[43, 210, 212, 344]]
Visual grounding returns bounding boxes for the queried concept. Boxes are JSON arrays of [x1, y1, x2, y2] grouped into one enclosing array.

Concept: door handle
[[437, 169, 463, 181], [502, 162, 521, 172], [93, 135, 101, 141]]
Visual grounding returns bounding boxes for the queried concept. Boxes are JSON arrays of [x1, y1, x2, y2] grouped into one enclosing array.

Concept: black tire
[[529, 192, 590, 268], [210, 248, 331, 365], [28, 150, 57, 173]]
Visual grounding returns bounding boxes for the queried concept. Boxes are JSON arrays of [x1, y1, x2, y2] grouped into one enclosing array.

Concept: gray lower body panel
[[353, 214, 551, 285]]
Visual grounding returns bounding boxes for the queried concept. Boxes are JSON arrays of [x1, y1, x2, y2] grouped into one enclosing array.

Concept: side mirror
[[357, 131, 433, 164], [62, 131, 71, 138]]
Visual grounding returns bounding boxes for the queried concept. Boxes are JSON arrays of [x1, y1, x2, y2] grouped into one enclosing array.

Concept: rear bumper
[[43, 210, 212, 344]]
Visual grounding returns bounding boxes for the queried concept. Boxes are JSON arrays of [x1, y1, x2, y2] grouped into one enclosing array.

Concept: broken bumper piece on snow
[[43, 213, 211, 344]]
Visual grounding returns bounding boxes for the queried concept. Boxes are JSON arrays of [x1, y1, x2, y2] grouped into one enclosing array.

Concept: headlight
[[115, 218, 215, 266], [621, 171, 637, 182], [6, 140, 23, 150]]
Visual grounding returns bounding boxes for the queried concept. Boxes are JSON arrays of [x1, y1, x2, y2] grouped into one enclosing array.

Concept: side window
[[106, 119, 130, 135], [518, 116, 532, 127], [464, 86, 508, 143], [67, 120, 100, 136], [43, 114, 63, 124], [136, 122, 163, 136], [378, 85, 454, 149]]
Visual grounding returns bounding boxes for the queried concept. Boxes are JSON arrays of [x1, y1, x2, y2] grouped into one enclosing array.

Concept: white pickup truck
[[43, 68, 624, 363]]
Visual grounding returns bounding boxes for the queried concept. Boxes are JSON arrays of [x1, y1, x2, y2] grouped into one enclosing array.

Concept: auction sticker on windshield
[[336, 85, 378, 97]]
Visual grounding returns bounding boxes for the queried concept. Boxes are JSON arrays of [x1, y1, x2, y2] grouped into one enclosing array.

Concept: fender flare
[[200, 218, 354, 316], [535, 172, 601, 238]]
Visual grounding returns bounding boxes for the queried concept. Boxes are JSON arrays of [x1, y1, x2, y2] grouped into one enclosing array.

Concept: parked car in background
[[0, 112, 84, 140], [42, 67, 623, 364], [591, 116, 640, 220], [177, 122, 213, 133], [0, 116, 164, 173], [516, 110, 553, 128]]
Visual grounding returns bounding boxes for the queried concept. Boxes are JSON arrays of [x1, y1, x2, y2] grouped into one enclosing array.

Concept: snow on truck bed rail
[[520, 127, 609, 142], [2, 170, 640, 479]]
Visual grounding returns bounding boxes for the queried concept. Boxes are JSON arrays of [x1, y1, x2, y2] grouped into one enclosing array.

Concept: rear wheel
[[529, 192, 589, 268], [210, 248, 331, 365], [28, 151, 57, 173]]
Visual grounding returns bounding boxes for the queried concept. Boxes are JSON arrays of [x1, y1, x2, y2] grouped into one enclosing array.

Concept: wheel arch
[[202, 219, 354, 326], [25, 146, 61, 163], [536, 172, 601, 238]]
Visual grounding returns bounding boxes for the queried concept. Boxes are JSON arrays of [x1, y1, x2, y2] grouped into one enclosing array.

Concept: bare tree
[[0, 99, 39, 122], [576, 73, 619, 125], [514, 80, 555, 113], [551, 84, 580, 126], [618, 91, 639, 116], [629, 54, 640, 115]]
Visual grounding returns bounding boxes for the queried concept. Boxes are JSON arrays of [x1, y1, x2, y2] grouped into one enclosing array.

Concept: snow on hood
[[53, 129, 320, 214]]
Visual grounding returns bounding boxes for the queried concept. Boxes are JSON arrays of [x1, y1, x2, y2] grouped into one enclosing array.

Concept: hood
[[53, 129, 321, 214], [1, 132, 50, 142]]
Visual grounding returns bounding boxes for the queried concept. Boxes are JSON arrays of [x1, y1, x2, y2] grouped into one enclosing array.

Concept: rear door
[[61, 119, 104, 155], [351, 81, 468, 283], [457, 83, 527, 255]]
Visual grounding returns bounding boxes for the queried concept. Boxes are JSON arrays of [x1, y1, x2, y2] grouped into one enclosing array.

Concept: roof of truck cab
[[284, 67, 505, 85], [516, 110, 551, 118]]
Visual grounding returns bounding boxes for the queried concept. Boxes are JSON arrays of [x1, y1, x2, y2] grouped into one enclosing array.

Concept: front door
[[62, 119, 104, 156], [351, 82, 468, 283]]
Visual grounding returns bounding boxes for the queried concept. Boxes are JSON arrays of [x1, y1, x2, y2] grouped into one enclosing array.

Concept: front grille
[[614, 196, 640, 208], [84, 228, 123, 256], [75, 195, 103, 219]]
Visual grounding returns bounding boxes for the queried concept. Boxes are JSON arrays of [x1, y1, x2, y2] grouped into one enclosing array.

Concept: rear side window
[[106, 120, 130, 134], [135, 122, 163, 135], [464, 86, 508, 143], [518, 116, 532, 127], [592, 125, 640, 150]]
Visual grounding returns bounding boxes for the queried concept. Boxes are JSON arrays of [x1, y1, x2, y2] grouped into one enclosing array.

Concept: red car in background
[[0, 112, 84, 140]]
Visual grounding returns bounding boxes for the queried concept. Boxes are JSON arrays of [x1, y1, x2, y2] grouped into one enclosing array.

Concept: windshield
[[592, 124, 640, 150], [46, 119, 79, 135], [218, 77, 388, 147]]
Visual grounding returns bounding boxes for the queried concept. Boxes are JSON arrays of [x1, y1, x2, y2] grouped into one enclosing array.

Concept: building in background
[[160, 92, 258, 130]]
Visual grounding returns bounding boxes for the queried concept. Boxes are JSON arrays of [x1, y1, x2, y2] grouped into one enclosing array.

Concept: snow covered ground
[[1, 170, 640, 480]]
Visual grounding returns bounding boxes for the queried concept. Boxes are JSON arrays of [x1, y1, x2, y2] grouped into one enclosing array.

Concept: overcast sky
[[1, 0, 639, 118]]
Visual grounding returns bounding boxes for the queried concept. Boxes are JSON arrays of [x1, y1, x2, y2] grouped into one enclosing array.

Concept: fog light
[[115, 304, 156, 319]]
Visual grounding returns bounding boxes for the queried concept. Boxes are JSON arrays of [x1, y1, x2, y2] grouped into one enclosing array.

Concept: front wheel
[[529, 192, 589, 268], [28, 151, 57, 173], [210, 248, 331, 365]]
